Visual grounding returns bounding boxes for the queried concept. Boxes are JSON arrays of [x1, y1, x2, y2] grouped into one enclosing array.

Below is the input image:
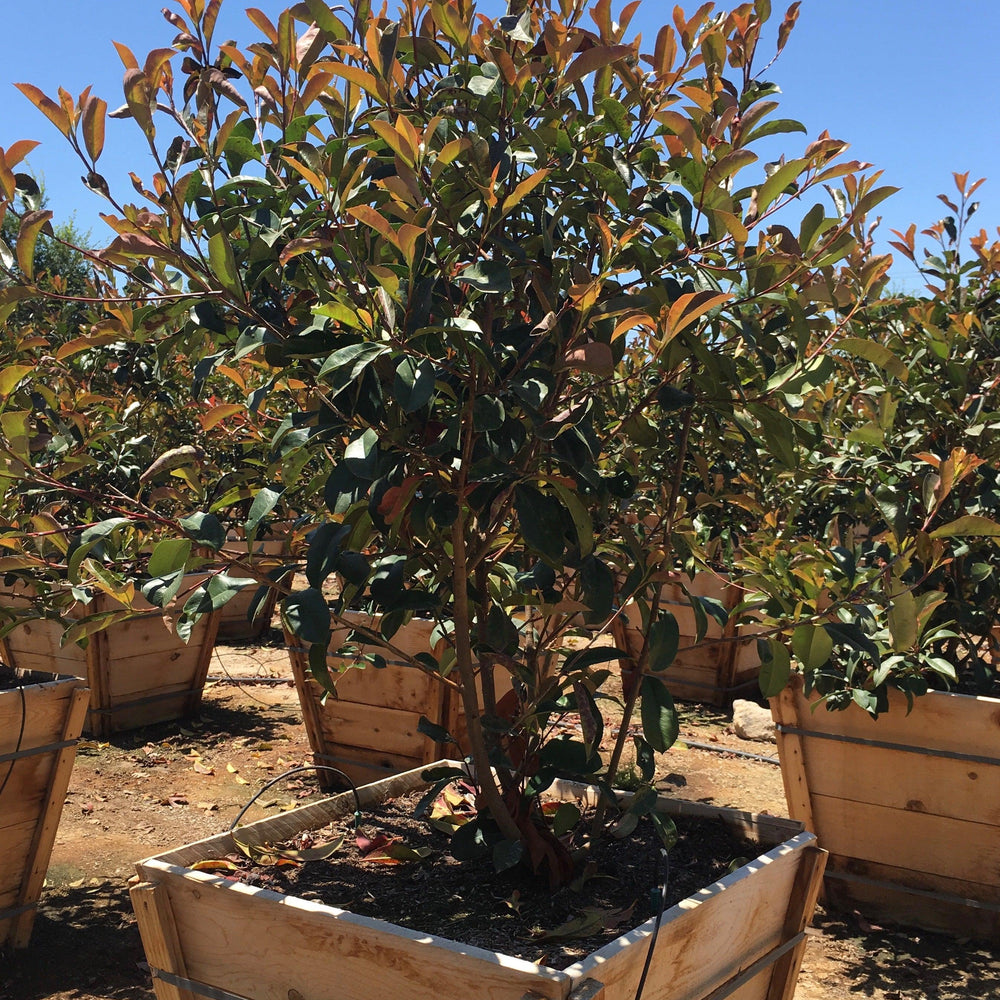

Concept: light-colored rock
[[732, 700, 776, 743]]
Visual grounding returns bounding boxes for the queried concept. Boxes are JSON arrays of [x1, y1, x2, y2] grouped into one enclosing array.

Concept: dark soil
[[224, 789, 760, 970]]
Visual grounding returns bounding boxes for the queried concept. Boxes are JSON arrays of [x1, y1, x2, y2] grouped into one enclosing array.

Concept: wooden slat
[[769, 686, 817, 835], [139, 863, 571, 1000], [10, 685, 89, 947], [811, 794, 1000, 886], [821, 860, 1000, 940], [0, 819, 37, 899], [788, 735, 1000, 825], [777, 675, 1000, 757], [765, 845, 826, 1000], [130, 881, 197, 1000]]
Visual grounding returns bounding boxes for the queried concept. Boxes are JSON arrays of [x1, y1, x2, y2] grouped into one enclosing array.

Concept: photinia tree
[[0, 0, 900, 878]]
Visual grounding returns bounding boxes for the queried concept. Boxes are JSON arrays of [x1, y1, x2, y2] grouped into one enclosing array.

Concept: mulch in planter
[[220, 790, 761, 970]]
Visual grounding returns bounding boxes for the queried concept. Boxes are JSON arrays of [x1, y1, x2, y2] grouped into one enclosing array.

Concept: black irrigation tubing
[[681, 738, 780, 766], [205, 675, 293, 684]]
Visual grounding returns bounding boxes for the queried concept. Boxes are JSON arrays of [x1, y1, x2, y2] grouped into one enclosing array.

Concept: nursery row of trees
[[1, 0, 999, 872]]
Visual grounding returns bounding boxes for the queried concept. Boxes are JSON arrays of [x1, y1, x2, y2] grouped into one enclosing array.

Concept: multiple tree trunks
[[0, 670, 89, 948], [614, 572, 761, 708], [771, 674, 1000, 939], [285, 613, 517, 788], [0, 577, 220, 738], [131, 762, 826, 1000]]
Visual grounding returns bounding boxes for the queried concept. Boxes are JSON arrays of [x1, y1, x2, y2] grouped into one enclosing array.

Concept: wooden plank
[[130, 881, 197, 1000], [765, 845, 826, 1000], [811, 794, 1000, 886], [141, 862, 571, 1000], [821, 860, 1000, 940], [778, 675, 1000, 758], [11, 685, 89, 947], [790, 735, 1000, 825], [565, 833, 820, 1000], [769, 686, 817, 835], [305, 746, 425, 789], [0, 819, 37, 899], [317, 702, 430, 758]]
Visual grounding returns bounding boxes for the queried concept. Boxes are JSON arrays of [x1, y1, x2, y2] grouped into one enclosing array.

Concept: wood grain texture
[[134, 764, 819, 1000], [771, 674, 1000, 937]]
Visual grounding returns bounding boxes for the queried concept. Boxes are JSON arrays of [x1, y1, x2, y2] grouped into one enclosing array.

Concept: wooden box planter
[[286, 613, 516, 788], [0, 577, 221, 738], [613, 572, 761, 708], [771, 674, 1000, 938], [0, 668, 89, 949], [215, 537, 294, 642], [131, 761, 826, 1000], [286, 613, 448, 786]]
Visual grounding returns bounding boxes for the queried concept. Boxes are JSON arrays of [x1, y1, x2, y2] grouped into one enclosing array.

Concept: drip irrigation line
[[681, 738, 779, 765], [228, 765, 362, 833], [634, 849, 670, 1000]]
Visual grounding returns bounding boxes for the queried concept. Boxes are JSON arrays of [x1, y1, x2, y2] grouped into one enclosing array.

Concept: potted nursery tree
[[748, 176, 1000, 938], [0, 187, 229, 736], [1, 0, 901, 988]]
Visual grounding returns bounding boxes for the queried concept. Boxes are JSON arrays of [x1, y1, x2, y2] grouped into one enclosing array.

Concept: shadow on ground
[[2, 881, 151, 1000], [811, 907, 1000, 998]]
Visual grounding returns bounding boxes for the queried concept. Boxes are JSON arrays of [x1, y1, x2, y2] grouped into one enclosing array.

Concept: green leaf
[[640, 675, 678, 752], [459, 261, 512, 294], [931, 515, 1000, 538], [791, 624, 833, 670], [515, 486, 565, 564], [283, 587, 332, 645], [141, 570, 185, 610], [344, 428, 380, 481], [492, 838, 523, 873], [758, 639, 791, 697], [836, 337, 908, 381], [179, 512, 227, 551], [148, 538, 192, 578], [246, 487, 282, 537], [394, 357, 436, 412], [80, 518, 130, 544], [552, 802, 582, 838], [647, 613, 679, 672], [417, 716, 456, 744], [208, 230, 241, 295], [887, 588, 917, 652]]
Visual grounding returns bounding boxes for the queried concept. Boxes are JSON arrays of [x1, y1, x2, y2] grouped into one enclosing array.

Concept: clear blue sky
[[3, 1, 998, 289]]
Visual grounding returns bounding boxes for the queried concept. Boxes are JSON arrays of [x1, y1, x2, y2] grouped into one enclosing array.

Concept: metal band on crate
[[151, 968, 254, 1000], [0, 738, 78, 765], [88, 689, 196, 716], [824, 869, 1000, 912], [0, 900, 38, 922], [774, 723, 1000, 768], [700, 932, 806, 1000]]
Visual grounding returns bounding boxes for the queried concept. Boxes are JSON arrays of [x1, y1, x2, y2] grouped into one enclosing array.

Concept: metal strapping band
[[824, 869, 1000, 912], [701, 931, 806, 1000], [89, 689, 197, 716], [0, 738, 78, 765], [0, 900, 38, 922], [151, 968, 253, 1000], [775, 723, 1000, 768]]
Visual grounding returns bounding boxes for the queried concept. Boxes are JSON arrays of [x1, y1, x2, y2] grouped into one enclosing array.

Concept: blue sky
[[2, 1, 998, 289]]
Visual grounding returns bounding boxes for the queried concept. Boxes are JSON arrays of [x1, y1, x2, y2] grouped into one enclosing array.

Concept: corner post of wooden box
[[765, 843, 827, 1000], [286, 632, 330, 766], [187, 609, 221, 718], [130, 881, 197, 1000], [85, 624, 111, 738], [10, 684, 90, 948], [769, 682, 816, 835]]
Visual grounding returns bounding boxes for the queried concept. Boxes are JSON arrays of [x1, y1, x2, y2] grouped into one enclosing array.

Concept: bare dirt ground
[[3, 636, 998, 1000]]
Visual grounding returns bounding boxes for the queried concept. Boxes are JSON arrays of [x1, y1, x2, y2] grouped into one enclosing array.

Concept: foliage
[[743, 174, 1000, 713], [0, 0, 911, 878]]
